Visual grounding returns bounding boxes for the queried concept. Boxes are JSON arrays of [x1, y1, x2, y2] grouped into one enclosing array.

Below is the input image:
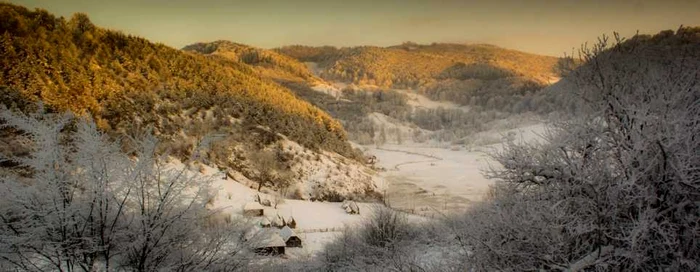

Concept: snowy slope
[[278, 138, 381, 201], [169, 161, 422, 259], [391, 88, 467, 111], [367, 112, 433, 145]]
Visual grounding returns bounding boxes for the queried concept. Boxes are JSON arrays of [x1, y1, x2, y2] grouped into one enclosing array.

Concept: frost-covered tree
[[320, 207, 435, 271], [249, 150, 291, 193], [0, 106, 252, 271], [452, 29, 700, 271]]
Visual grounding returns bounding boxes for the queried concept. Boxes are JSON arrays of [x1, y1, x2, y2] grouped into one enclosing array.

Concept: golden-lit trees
[[278, 43, 560, 91], [0, 3, 357, 159], [276, 43, 561, 111]]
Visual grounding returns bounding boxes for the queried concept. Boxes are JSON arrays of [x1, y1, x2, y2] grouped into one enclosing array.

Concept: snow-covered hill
[[171, 161, 423, 259], [276, 138, 380, 201]]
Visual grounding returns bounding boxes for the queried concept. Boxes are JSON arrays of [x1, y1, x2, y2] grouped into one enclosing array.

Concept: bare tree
[[249, 150, 279, 192], [249, 149, 293, 196], [318, 207, 442, 271], [0, 106, 254, 271]]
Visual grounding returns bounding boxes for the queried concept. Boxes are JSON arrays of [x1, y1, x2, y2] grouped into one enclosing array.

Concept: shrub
[[320, 207, 433, 271], [452, 29, 700, 271]]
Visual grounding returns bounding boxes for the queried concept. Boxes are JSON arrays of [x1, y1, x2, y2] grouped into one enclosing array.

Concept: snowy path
[[375, 147, 443, 170]]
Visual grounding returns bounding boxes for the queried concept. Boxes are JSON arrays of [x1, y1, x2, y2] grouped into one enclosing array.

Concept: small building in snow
[[280, 226, 302, 248], [287, 216, 297, 229], [252, 229, 286, 255], [351, 202, 360, 214], [271, 214, 286, 228], [367, 155, 377, 165], [243, 202, 264, 216], [260, 217, 272, 228], [343, 201, 360, 214]]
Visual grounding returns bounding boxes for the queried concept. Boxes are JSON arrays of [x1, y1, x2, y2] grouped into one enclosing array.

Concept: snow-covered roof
[[279, 225, 298, 241], [272, 215, 284, 226], [243, 202, 264, 211], [253, 229, 286, 248], [349, 202, 360, 212]]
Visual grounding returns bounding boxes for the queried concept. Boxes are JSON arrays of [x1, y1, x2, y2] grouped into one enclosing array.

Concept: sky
[[9, 0, 700, 56]]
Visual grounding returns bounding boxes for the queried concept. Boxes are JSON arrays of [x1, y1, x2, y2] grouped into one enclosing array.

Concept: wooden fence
[[296, 227, 344, 234]]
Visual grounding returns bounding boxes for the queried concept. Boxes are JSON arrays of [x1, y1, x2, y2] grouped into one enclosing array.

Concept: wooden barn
[[252, 229, 286, 255], [287, 216, 297, 229], [280, 226, 302, 248], [260, 217, 272, 228], [272, 214, 286, 228], [342, 200, 360, 214], [243, 202, 264, 216]]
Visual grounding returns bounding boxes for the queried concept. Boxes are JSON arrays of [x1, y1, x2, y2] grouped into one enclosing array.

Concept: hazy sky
[[9, 0, 700, 56]]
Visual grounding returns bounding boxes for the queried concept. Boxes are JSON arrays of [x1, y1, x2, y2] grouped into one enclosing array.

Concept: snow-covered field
[[368, 145, 493, 216], [363, 123, 547, 217]]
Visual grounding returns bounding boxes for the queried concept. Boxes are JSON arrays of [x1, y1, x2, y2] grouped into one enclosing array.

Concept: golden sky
[[10, 0, 700, 56]]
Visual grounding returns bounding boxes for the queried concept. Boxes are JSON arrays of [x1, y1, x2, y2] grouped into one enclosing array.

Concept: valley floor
[[364, 122, 546, 218], [369, 144, 493, 217], [203, 117, 546, 261]]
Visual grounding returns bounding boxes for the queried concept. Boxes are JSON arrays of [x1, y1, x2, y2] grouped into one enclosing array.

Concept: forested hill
[[276, 42, 561, 87], [183, 40, 319, 84], [276, 43, 563, 107], [0, 3, 358, 158]]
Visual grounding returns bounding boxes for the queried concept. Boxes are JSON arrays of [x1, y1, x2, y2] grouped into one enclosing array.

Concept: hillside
[[0, 3, 378, 199], [277, 42, 560, 84], [276, 42, 562, 106], [185, 41, 552, 145], [182, 41, 384, 144], [0, 4, 347, 150], [183, 40, 320, 84]]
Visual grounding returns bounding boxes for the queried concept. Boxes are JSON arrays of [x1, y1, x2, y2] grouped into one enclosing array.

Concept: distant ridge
[[276, 42, 560, 88]]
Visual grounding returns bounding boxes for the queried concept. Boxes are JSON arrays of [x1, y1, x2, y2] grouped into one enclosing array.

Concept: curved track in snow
[[375, 147, 443, 170]]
